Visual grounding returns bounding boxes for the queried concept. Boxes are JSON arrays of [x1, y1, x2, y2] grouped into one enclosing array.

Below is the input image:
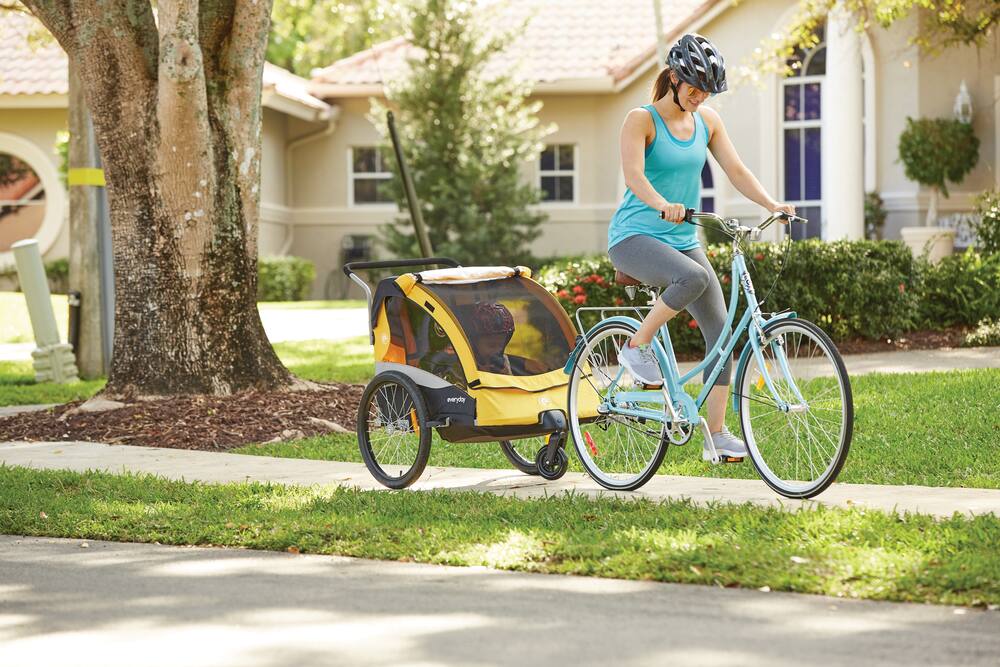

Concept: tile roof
[[0, 13, 329, 115], [261, 62, 330, 113], [0, 12, 68, 96], [311, 0, 720, 92]]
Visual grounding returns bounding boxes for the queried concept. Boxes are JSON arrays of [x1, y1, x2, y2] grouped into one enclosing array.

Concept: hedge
[[916, 250, 1000, 328], [257, 256, 316, 302], [537, 240, 955, 355]]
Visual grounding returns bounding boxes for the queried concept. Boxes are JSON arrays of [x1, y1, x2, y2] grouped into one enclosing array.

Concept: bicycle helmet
[[471, 302, 515, 345], [666, 33, 728, 100]]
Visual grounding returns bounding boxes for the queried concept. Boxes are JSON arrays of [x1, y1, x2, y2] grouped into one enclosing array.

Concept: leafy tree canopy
[[739, 0, 998, 82], [267, 0, 405, 76]]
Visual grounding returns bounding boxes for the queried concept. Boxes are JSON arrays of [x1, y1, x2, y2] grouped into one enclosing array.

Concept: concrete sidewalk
[[2, 535, 997, 667], [2, 441, 998, 518]]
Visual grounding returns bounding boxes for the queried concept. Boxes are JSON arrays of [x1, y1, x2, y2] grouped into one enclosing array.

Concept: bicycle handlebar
[[658, 208, 808, 240], [342, 256, 460, 277]]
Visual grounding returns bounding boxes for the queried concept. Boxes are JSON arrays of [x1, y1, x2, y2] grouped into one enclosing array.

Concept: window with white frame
[[700, 162, 716, 213], [782, 26, 825, 240], [350, 147, 393, 205], [539, 144, 576, 203]]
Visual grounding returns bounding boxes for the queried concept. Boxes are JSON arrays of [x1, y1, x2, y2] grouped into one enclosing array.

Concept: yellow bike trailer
[[345, 257, 598, 488]]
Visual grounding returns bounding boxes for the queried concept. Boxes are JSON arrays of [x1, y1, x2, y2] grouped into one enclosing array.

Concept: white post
[[821, 3, 865, 240], [653, 0, 667, 69], [11, 239, 79, 384]]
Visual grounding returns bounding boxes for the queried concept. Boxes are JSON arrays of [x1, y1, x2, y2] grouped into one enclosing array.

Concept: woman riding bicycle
[[610, 33, 795, 462]]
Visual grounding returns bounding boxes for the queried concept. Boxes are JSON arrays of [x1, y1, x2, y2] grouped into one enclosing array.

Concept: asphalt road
[[1, 535, 997, 666]]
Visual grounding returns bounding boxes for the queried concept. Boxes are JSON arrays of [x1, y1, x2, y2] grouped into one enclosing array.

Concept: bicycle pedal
[[642, 382, 664, 390], [719, 456, 744, 464]]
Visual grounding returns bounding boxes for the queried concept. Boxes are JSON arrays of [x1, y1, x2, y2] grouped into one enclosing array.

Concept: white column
[[821, 4, 865, 239]]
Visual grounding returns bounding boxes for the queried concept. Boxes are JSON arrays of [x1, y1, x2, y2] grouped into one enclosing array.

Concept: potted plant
[[864, 191, 887, 240], [897, 116, 979, 262]]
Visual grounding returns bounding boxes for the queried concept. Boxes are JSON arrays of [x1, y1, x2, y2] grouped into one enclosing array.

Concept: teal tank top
[[608, 105, 708, 251]]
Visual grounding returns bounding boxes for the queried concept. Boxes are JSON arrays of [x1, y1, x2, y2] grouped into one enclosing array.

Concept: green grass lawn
[[236, 367, 1000, 490], [0, 361, 105, 407], [0, 292, 69, 344], [0, 292, 363, 345], [258, 300, 366, 310], [2, 465, 997, 606], [0, 336, 372, 407], [5, 328, 998, 491]]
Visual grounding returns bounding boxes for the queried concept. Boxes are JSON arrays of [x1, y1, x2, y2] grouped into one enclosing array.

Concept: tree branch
[[198, 0, 237, 78], [19, 0, 76, 51]]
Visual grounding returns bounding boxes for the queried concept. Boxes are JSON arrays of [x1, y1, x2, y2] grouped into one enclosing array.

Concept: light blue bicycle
[[565, 210, 853, 498]]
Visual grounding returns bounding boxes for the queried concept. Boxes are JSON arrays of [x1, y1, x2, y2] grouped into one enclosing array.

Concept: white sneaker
[[618, 342, 663, 386], [703, 426, 747, 461]]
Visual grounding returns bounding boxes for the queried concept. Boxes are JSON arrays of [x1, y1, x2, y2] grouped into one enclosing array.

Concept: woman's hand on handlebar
[[769, 201, 797, 222], [658, 202, 687, 224]]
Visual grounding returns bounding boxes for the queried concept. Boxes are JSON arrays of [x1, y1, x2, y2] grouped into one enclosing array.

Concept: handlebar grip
[[343, 256, 460, 276], [658, 208, 697, 222]]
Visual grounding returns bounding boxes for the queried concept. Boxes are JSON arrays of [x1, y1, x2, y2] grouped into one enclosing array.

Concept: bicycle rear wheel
[[567, 321, 669, 491], [735, 318, 852, 498]]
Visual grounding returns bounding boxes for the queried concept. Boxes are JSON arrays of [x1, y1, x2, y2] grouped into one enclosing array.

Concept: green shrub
[[898, 117, 979, 199], [257, 256, 316, 302], [44, 258, 69, 294], [972, 189, 1000, 254], [538, 240, 920, 353], [0, 259, 69, 294], [864, 191, 887, 240], [916, 250, 1000, 328], [963, 317, 1000, 347]]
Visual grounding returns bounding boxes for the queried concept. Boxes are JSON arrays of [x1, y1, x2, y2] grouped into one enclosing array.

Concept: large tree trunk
[[24, 0, 294, 397]]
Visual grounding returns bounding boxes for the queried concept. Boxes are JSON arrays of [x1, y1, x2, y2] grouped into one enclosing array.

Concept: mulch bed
[[833, 327, 970, 355], [0, 384, 365, 451]]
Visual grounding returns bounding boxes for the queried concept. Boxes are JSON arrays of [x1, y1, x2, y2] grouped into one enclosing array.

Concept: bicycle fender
[[562, 315, 643, 375]]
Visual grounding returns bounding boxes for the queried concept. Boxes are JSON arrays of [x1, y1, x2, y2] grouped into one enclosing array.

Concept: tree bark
[[24, 0, 294, 397]]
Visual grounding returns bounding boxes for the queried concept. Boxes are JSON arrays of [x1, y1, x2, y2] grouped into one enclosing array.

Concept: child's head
[[470, 302, 515, 371]]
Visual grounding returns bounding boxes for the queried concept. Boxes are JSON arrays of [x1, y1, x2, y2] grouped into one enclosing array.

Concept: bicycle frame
[[573, 212, 804, 429]]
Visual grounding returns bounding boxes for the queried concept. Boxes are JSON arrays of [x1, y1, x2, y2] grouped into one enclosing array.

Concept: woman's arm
[[701, 106, 795, 215], [620, 108, 687, 222]]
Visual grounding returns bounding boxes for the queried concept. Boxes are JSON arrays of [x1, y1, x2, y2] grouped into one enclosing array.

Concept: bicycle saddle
[[614, 270, 642, 287]]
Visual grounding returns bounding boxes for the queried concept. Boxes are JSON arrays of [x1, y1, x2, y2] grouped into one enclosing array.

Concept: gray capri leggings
[[608, 234, 732, 386]]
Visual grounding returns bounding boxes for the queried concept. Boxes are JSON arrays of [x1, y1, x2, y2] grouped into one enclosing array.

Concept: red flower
[[898, 283, 906, 294], [556, 289, 569, 299], [708, 250, 717, 258], [574, 295, 587, 305], [754, 253, 765, 261], [595, 276, 606, 286], [614, 297, 624, 306], [572, 285, 586, 294], [721, 275, 730, 284], [589, 273, 602, 283], [688, 319, 698, 329]]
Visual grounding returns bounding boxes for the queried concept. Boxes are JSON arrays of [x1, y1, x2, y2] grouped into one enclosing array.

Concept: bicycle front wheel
[[735, 318, 853, 498], [567, 321, 669, 491]]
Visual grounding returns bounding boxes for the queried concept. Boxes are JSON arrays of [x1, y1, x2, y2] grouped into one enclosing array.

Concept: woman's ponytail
[[652, 67, 673, 103]]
